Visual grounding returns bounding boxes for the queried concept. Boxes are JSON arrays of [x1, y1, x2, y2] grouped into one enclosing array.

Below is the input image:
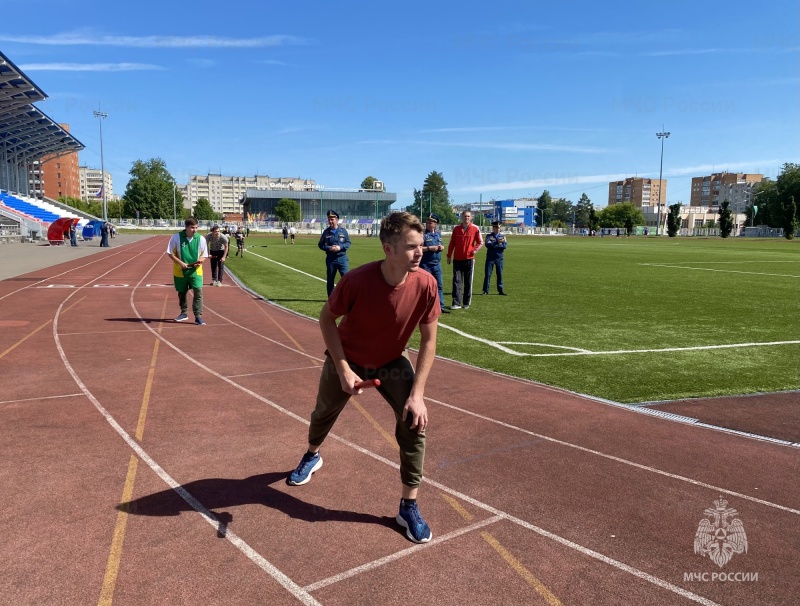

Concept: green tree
[[667, 203, 682, 237], [408, 171, 457, 224], [360, 176, 381, 190], [588, 206, 599, 232], [275, 198, 301, 223], [718, 200, 734, 238], [122, 158, 182, 220], [193, 197, 218, 221], [782, 196, 797, 240], [598, 202, 645, 229], [574, 193, 592, 227], [550, 198, 574, 225], [537, 190, 552, 227]]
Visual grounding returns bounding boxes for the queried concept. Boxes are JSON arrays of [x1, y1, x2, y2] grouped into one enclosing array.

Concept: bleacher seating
[[0, 190, 81, 225]]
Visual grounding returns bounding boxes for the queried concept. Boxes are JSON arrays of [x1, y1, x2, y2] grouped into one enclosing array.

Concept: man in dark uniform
[[482, 221, 508, 295], [318, 210, 351, 296], [420, 213, 449, 313]]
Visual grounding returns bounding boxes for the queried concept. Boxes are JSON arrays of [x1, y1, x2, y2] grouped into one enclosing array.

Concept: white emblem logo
[[694, 497, 748, 568]]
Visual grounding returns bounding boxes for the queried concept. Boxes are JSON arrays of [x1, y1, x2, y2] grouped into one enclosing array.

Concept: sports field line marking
[[424, 395, 800, 516], [0, 393, 83, 405], [672, 260, 799, 264], [439, 322, 800, 357], [639, 263, 800, 278], [303, 515, 504, 592], [128, 277, 762, 605], [0, 241, 142, 303], [49, 254, 323, 606], [246, 250, 326, 283]]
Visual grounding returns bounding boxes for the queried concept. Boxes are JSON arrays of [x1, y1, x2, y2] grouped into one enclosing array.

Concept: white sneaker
[[451, 304, 462, 310]]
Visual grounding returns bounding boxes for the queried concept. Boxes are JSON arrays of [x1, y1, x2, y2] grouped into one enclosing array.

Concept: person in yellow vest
[[166, 217, 209, 325]]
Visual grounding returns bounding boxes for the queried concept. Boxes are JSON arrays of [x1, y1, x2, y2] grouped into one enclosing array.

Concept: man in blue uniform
[[420, 213, 449, 314], [482, 221, 508, 296], [318, 209, 351, 296]]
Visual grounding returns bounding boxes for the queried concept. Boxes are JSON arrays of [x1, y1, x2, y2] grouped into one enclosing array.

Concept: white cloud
[[357, 139, 611, 154], [19, 62, 165, 71], [0, 32, 305, 48]]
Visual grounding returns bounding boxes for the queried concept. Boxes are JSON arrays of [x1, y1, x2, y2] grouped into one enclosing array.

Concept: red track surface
[[1, 236, 798, 605]]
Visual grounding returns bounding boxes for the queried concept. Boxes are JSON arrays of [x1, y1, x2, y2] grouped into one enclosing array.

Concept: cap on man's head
[[327, 210, 339, 219], [491, 220, 501, 227], [428, 213, 440, 223]]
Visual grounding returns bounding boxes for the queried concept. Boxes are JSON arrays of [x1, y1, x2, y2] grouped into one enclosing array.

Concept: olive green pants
[[177, 287, 203, 318], [309, 353, 426, 487]]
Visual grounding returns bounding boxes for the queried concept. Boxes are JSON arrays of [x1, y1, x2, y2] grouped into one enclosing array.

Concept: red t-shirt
[[327, 261, 441, 368]]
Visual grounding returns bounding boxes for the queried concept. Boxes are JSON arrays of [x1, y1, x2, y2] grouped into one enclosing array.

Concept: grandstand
[[0, 50, 87, 241]]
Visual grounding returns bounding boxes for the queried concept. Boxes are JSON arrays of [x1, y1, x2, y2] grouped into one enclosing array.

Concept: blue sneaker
[[174, 313, 188, 322], [287, 452, 322, 485], [195, 317, 206, 326], [396, 500, 432, 543]]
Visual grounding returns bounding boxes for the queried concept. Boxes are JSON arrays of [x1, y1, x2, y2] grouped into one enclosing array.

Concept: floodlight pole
[[172, 177, 176, 224], [93, 111, 109, 221], [656, 128, 670, 236]]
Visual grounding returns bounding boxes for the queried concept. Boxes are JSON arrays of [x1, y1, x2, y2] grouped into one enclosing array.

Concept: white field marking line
[[59, 329, 152, 336], [439, 322, 800, 357], [0, 238, 153, 302], [246, 250, 326, 283], [0, 393, 83, 405], [639, 263, 800, 278], [303, 515, 504, 592], [672, 260, 799, 264], [50, 252, 322, 606], [497, 341, 590, 351], [131, 267, 761, 604], [425, 396, 800, 516], [227, 364, 322, 379]]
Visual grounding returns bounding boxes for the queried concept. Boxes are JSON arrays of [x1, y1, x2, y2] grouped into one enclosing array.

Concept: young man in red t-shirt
[[287, 212, 441, 543], [446, 210, 483, 309]]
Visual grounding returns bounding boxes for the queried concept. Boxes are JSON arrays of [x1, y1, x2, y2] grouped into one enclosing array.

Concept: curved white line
[[246, 250, 326, 282]]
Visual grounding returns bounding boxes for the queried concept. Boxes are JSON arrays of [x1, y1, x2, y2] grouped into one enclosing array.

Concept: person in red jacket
[[446, 210, 483, 309]]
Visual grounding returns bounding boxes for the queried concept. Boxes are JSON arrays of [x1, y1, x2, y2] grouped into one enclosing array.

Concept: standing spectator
[[289, 225, 296, 244], [234, 227, 245, 257], [100, 222, 110, 247], [318, 210, 351, 296], [282, 224, 289, 244], [206, 225, 229, 286], [420, 213, 448, 313], [69, 220, 78, 247], [446, 210, 483, 309], [166, 217, 208, 325], [482, 221, 508, 296], [287, 212, 440, 544]]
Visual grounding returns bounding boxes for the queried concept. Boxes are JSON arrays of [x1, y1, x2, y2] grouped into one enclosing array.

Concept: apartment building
[[79, 166, 114, 201], [30, 124, 80, 199], [608, 177, 666, 208], [183, 174, 316, 216], [689, 172, 763, 212]]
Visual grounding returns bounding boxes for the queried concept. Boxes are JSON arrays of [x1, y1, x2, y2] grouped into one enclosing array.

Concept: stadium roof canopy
[[0, 50, 84, 163]]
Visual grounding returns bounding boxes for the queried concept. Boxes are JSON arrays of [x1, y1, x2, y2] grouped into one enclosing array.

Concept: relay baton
[[354, 379, 381, 389]]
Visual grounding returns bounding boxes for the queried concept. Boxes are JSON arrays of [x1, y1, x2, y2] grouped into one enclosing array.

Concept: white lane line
[[246, 250, 326, 283], [0, 393, 83, 405], [303, 516, 504, 592], [0, 239, 153, 302], [639, 263, 800, 278], [128, 286, 790, 604], [497, 341, 590, 352], [425, 396, 800, 516], [227, 365, 322, 379], [439, 323, 800, 357]]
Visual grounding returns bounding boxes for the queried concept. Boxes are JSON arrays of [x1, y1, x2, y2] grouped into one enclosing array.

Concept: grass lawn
[[227, 232, 800, 403]]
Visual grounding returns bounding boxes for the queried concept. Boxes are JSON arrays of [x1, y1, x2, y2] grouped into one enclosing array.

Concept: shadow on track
[[118, 471, 395, 536]]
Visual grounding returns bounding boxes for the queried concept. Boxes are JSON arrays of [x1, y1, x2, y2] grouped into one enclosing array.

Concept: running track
[[1, 236, 797, 605]]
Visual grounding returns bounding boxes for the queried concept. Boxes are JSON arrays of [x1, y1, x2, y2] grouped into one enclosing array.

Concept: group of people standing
[[317, 208, 508, 310], [65, 221, 113, 247]]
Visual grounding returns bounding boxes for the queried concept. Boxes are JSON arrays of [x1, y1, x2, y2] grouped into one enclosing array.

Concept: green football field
[[226, 232, 800, 403]]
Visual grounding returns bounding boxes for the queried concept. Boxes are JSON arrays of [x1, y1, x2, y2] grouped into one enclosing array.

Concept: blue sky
[[2, 0, 798, 208]]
